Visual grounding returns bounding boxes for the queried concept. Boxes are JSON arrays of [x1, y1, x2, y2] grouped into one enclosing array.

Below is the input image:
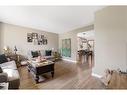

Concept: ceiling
[[77, 30, 95, 40], [0, 6, 104, 34]]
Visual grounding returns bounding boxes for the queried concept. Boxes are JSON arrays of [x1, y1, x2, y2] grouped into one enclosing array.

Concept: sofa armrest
[[0, 73, 8, 83], [0, 61, 17, 70]]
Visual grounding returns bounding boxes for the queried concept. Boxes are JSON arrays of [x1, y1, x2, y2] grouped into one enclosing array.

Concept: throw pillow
[[31, 51, 40, 58], [0, 54, 8, 64], [45, 50, 52, 56]]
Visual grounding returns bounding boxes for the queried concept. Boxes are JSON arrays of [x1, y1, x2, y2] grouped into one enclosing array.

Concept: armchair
[[0, 70, 8, 83], [0, 54, 20, 89]]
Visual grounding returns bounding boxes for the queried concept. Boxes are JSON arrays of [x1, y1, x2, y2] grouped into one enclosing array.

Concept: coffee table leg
[[51, 71, 54, 78], [36, 75, 39, 83], [28, 69, 30, 72]]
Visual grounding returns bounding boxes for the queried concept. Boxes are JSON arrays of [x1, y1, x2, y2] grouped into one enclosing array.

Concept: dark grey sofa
[[0, 55, 20, 89]]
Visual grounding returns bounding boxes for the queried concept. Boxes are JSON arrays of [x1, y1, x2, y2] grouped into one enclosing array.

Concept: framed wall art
[[62, 38, 71, 57], [27, 33, 48, 45]]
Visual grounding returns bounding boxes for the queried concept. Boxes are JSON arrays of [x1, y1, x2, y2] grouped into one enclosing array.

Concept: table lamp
[[3, 46, 9, 55], [14, 46, 17, 54]]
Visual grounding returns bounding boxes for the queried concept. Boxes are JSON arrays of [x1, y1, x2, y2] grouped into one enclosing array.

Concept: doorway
[[77, 30, 95, 67]]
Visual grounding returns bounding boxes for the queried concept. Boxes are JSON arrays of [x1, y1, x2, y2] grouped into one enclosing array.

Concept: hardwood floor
[[18, 59, 106, 89], [108, 71, 127, 89]]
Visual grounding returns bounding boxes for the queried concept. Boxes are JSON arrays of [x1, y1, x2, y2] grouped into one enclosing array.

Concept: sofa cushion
[[40, 50, 45, 56], [44, 56, 54, 60], [45, 50, 52, 56], [0, 54, 8, 64], [2, 69, 20, 81], [0, 61, 17, 70]]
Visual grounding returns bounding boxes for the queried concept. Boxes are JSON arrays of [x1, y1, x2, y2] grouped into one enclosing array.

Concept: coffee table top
[[28, 60, 54, 68]]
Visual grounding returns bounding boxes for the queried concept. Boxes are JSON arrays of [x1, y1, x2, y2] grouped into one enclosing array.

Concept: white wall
[[93, 6, 127, 76], [0, 23, 59, 57], [0, 22, 2, 53], [59, 25, 94, 62]]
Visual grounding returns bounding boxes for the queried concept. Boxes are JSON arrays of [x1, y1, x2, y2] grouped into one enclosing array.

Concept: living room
[[0, 7, 97, 89], [0, 4, 127, 92]]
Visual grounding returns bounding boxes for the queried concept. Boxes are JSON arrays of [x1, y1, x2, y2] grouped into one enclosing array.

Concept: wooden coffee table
[[27, 60, 55, 83]]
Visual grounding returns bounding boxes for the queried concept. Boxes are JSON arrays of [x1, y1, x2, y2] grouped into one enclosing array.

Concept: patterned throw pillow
[[45, 50, 52, 56], [31, 51, 41, 58], [0, 54, 8, 64]]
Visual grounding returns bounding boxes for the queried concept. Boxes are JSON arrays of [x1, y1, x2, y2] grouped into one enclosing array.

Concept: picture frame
[[27, 33, 48, 45], [27, 33, 33, 42], [32, 33, 38, 39], [43, 39, 48, 45]]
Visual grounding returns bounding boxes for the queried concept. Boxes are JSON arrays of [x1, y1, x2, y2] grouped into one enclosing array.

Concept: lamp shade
[[3, 46, 9, 51]]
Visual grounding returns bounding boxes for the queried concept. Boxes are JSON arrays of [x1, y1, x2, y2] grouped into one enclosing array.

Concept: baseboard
[[62, 58, 77, 63], [92, 73, 102, 78]]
